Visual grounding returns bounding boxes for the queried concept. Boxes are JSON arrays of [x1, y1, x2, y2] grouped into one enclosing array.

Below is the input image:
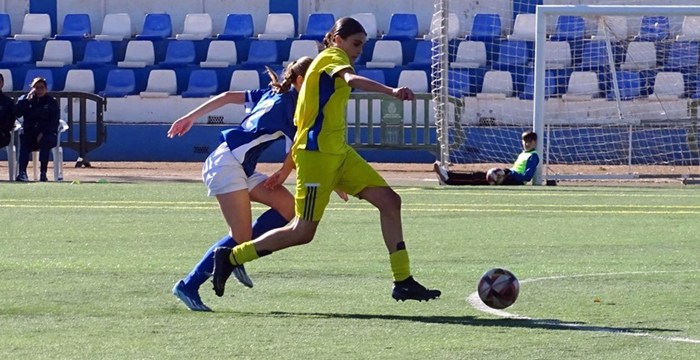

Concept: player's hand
[[392, 87, 415, 101], [264, 168, 292, 190], [167, 117, 194, 138], [334, 189, 349, 202]]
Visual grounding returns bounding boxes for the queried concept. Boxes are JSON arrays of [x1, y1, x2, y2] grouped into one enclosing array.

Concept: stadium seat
[[633, 16, 670, 42], [160, 40, 196, 67], [467, 13, 501, 41], [676, 16, 700, 41], [407, 40, 432, 69], [36, 40, 73, 67], [176, 13, 212, 40], [95, 13, 132, 41], [181, 69, 218, 98], [651, 71, 684, 99], [664, 41, 699, 72], [608, 71, 641, 100], [243, 40, 278, 67], [136, 13, 172, 40], [0, 68, 13, 91], [118, 40, 155, 68], [357, 69, 386, 88], [562, 71, 601, 101], [218, 13, 254, 40], [229, 69, 260, 90], [365, 40, 402, 68], [451, 41, 486, 69], [258, 13, 295, 40], [23, 68, 54, 91], [63, 69, 95, 92], [56, 13, 91, 40], [397, 70, 428, 93], [300, 13, 334, 41], [620, 41, 657, 70], [140, 69, 177, 97], [0, 13, 12, 38], [477, 70, 513, 98], [283, 40, 319, 67], [429, 12, 460, 40], [0, 40, 33, 67], [100, 69, 136, 97], [577, 40, 610, 71], [4, 119, 21, 180], [200, 40, 237, 68], [520, 69, 560, 100], [383, 13, 419, 41], [78, 40, 114, 68], [448, 69, 483, 97], [592, 16, 628, 41], [352, 13, 378, 39], [549, 16, 585, 42], [14, 14, 51, 41], [507, 13, 536, 41], [492, 40, 530, 69], [544, 41, 572, 69], [27, 119, 68, 181]]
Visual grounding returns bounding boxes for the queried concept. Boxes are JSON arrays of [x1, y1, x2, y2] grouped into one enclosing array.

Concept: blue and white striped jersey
[[219, 87, 298, 176]]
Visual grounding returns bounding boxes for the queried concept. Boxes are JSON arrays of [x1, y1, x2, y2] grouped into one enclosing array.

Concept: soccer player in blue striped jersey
[[211, 17, 441, 302], [167, 57, 313, 311]]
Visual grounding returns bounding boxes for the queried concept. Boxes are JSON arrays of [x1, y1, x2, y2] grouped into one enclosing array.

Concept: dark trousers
[[18, 131, 57, 174]]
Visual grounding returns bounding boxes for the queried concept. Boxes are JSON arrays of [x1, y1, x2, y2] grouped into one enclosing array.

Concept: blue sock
[[182, 209, 289, 290]]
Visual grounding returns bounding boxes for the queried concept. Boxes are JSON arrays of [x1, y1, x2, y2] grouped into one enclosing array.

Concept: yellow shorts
[[293, 147, 388, 221]]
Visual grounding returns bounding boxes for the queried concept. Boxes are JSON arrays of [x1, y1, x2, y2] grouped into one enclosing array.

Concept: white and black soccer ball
[[485, 168, 505, 185], [477, 268, 520, 309]]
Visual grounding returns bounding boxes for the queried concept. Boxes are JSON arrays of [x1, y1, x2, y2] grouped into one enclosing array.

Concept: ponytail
[[267, 56, 314, 93]]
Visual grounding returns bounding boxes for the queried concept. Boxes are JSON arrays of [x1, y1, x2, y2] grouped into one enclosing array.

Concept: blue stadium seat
[[467, 13, 501, 41], [136, 13, 172, 40], [607, 71, 641, 100], [78, 41, 114, 68], [634, 16, 670, 42], [181, 69, 218, 98], [23, 68, 54, 91], [407, 40, 431, 70], [218, 14, 254, 40], [0, 13, 11, 38], [577, 40, 610, 71], [300, 13, 334, 41], [550, 16, 585, 41], [0, 40, 33, 67], [100, 69, 136, 97], [448, 68, 485, 97], [664, 41, 699, 72], [160, 40, 196, 67], [492, 40, 530, 68], [383, 13, 419, 41], [242, 40, 278, 67], [56, 13, 91, 40], [520, 69, 561, 100], [356, 69, 385, 91]]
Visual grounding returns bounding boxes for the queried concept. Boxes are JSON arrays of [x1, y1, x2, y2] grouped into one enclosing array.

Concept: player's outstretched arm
[[338, 69, 415, 101], [167, 91, 247, 138]]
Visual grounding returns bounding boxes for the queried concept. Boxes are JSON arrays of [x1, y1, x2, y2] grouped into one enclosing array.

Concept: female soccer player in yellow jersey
[[212, 17, 441, 302]]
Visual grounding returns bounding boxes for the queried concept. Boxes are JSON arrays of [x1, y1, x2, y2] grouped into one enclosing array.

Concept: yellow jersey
[[293, 47, 354, 155]]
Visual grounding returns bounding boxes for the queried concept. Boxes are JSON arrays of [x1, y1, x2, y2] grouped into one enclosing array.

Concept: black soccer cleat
[[392, 276, 441, 302], [212, 247, 235, 297]]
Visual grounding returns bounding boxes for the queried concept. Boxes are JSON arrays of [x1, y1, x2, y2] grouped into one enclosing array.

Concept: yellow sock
[[228, 242, 260, 266], [389, 249, 411, 282]]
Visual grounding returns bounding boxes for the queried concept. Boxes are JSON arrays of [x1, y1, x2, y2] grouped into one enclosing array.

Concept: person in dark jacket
[[0, 73, 15, 150], [15, 77, 60, 182]]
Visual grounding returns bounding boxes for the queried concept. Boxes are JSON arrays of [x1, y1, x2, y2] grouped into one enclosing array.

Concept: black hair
[[522, 130, 537, 143], [322, 17, 366, 49], [265, 56, 314, 94]]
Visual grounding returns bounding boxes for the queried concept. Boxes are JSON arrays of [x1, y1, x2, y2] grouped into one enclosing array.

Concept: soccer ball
[[477, 268, 520, 309], [485, 168, 505, 185]]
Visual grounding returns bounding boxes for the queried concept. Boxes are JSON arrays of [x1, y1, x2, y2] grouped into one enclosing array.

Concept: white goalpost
[[432, 2, 700, 184]]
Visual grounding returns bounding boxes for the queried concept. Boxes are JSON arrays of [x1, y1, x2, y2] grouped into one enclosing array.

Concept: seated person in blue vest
[[15, 77, 61, 182], [433, 130, 539, 185]]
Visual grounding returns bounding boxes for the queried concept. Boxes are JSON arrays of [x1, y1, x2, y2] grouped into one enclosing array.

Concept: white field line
[[466, 270, 700, 344]]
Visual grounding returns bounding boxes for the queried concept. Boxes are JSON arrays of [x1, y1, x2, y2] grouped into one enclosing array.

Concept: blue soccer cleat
[[172, 280, 212, 312]]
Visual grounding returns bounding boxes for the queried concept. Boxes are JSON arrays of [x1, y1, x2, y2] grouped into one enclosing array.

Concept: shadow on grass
[[238, 311, 681, 334]]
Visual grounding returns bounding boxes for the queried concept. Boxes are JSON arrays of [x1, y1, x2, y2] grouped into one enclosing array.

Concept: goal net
[[432, 2, 700, 183]]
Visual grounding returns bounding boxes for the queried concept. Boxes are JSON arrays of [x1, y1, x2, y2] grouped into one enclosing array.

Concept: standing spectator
[[0, 73, 15, 150], [15, 77, 60, 182]]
